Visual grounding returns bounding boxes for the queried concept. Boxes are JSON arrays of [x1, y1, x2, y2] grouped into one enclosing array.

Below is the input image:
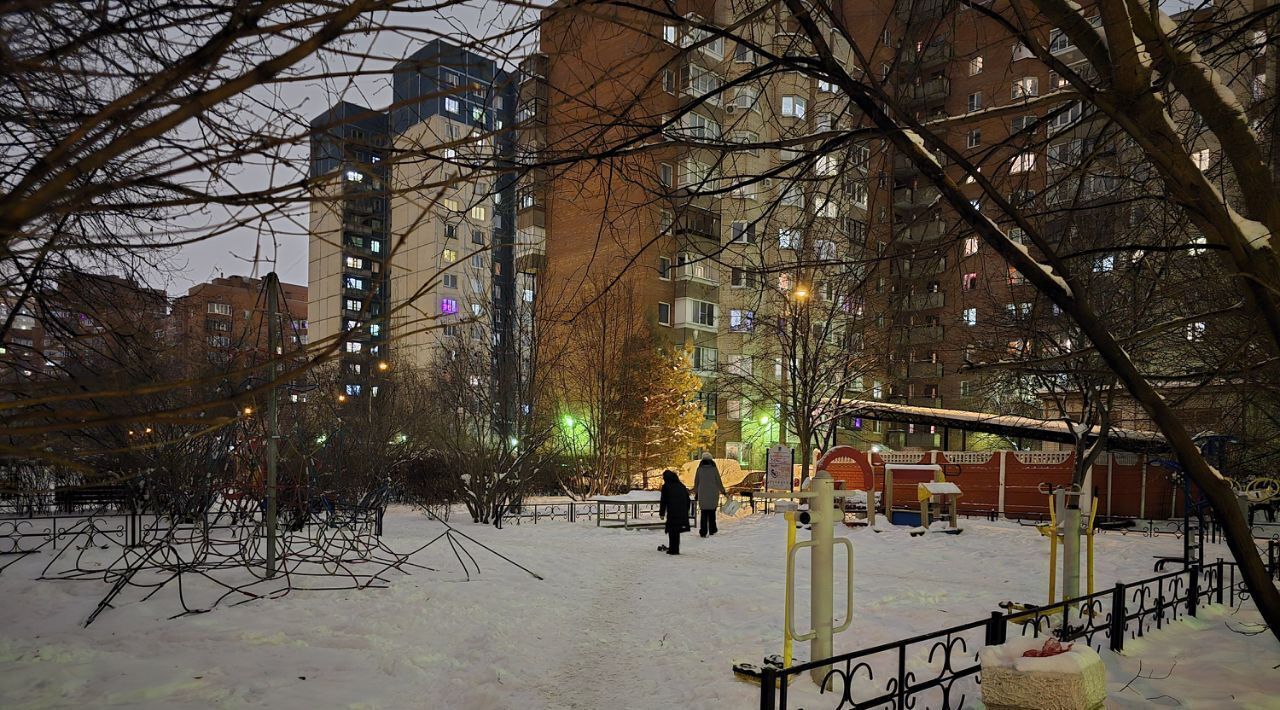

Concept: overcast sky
[[159, 2, 535, 295]]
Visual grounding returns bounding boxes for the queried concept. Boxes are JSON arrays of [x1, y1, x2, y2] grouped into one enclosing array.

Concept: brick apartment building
[[524, 0, 1274, 464], [0, 271, 169, 384], [170, 275, 309, 372]]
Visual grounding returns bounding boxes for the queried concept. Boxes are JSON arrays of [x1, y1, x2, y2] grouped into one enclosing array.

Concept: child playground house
[[821, 448, 1178, 520]]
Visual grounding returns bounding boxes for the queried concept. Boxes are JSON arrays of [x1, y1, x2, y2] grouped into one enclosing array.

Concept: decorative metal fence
[[759, 558, 1255, 710]]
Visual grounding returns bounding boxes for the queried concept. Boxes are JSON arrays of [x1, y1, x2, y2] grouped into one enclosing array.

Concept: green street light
[[563, 415, 575, 428], [760, 415, 770, 425]]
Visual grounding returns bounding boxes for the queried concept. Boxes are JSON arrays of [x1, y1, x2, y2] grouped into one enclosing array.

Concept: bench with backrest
[[53, 484, 136, 514]]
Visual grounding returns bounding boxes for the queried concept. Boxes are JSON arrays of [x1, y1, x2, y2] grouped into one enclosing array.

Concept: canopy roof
[[836, 400, 1167, 453]]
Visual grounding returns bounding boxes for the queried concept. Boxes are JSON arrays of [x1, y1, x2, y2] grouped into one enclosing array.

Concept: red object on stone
[[1022, 638, 1074, 657]]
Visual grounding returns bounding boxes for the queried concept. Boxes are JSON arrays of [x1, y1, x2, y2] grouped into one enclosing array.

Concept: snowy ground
[[0, 507, 1277, 708]]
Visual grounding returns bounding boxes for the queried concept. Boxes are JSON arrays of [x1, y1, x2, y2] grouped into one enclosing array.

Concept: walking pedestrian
[[658, 469, 689, 555], [693, 452, 727, 537]]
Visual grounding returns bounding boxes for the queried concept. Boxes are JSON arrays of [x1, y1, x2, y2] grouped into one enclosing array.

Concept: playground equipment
[[732, 469, 853, 687], [1002, 485, 1099, 619], [914, 481, 963, 535], [881, 464, 947, 527]]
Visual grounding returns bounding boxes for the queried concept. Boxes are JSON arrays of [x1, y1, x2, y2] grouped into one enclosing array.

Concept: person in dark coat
[[658, 469, 690, 555], [693, 452, 727, 537]]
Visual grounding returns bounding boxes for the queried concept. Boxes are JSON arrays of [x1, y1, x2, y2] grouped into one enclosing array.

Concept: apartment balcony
[[906, 291, 945, 311], [514, 238, 546, 275], [896, 0, 952, 22], [674, 205, 721, 241], [519, 53, 548, 85], [909, 396, 943, 409], [906, 324, 944, 345], [893, 185, 941, 212], [892, 153, 921, 178], [903, 77, 950, 108], [516, 203, 545, 230], [908, 361, 944, 379], [899, 220, 947, 247], [903, 41, 953, 70]]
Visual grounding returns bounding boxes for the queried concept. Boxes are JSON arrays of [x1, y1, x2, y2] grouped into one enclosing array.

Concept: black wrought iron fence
[[759, 558, 1254, 710]]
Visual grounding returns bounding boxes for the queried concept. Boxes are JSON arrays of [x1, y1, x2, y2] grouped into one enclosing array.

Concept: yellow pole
[[1048, 493, 1058, 605], [783, 510, 796, 668], [1087, 498, 1098, 596]]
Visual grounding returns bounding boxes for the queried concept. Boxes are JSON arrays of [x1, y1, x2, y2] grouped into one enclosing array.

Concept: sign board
[[766, 445, 794, 491]]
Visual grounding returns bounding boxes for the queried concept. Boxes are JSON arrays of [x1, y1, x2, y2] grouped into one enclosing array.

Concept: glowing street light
[[377, 360, 390, 373], [242, 406, 254, 416], [793, 286, 809, 300], [563, 415, 575, 428], [337, 394, 348, 404]]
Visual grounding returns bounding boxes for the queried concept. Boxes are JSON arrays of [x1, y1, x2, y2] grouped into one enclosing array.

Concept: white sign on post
[[766, 445, 793, 491]]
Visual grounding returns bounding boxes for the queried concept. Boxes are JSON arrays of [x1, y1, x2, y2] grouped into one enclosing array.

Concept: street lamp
[[377, 360, 390, 373]]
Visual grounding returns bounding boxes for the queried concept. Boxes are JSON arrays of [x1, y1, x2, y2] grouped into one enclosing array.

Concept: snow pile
[[981, 636, 1107, 710]]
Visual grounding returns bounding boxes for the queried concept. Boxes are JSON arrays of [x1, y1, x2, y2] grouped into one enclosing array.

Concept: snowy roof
[[832, 399, 1166, 452]]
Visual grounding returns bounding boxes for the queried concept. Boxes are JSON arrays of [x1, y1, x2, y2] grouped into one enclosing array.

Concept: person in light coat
[[693, 452, 727, 537]]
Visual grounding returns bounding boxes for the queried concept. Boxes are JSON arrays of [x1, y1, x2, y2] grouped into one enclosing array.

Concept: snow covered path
[[0, 507, 1276, 708]]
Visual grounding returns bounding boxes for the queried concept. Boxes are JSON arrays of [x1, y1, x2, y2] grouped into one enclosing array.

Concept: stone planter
[[980, 637, 1106, 710]]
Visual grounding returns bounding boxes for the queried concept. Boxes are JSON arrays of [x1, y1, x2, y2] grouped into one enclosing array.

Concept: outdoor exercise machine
[[732, 468, 853, 688], [1002, 485, 1098, 619]]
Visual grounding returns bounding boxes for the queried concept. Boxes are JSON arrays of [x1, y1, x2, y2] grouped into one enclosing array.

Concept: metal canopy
[[836, 399, 1167, 453]]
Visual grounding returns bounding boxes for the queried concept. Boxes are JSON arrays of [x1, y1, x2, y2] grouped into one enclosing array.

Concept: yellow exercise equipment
[[1004, 489, 1099, 622]]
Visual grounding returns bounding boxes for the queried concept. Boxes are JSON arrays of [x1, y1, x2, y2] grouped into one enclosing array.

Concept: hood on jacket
[[662, 469, 680, 486]]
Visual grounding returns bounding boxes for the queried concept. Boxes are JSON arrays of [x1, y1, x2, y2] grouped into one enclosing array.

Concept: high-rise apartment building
[[308, 40, 517, 406], [528, 0, 1275, 460]]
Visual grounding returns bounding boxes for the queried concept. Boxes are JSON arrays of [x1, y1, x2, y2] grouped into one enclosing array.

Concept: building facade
[[308, 40, 518, 409], [528, 0, 1276, 463]]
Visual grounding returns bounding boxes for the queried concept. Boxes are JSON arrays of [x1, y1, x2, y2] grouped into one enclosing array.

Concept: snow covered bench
[[593, 491, 693, 530]]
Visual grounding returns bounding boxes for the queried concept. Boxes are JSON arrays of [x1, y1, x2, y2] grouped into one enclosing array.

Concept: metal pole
[[266, 272, 280, 578], [809, 470, 834, 687]]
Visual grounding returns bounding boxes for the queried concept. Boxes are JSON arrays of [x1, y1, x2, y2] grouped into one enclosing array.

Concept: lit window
[[968, 56, 983, 75], [443, 248, 458, 263], [962, 237, 979, 256], [729, 309, 754, 332], [470, 206, 487, 220], [345, 341, 363, 353], [778, 229, 800, 250], [1010, 153, 1036, 173], [445, 97, 459, 113], [1011, 77, 1039, 100], [345, 256, 364, 269], [345, 170, 364, 182], [781, 95, 806, 119], [962, 308, 977, 326], [1186, 322, 1206, 341], [962, 272, 978, 290], [443, 198, 460, 212], [441, 298, 459, 315]]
